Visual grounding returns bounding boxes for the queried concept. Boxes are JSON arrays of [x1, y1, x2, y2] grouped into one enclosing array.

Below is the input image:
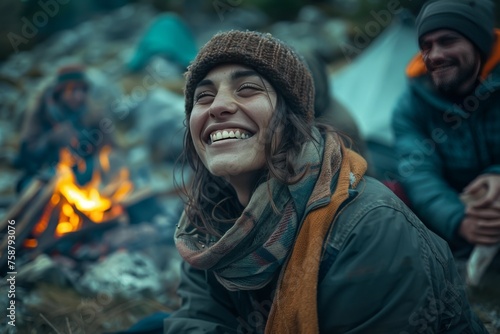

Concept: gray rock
[[78, 251, 163, 299], [269, 14, 349, 61], [132, 87, 185, 163]]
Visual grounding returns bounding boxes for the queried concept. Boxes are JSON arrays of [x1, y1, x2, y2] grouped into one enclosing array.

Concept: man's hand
[[463, 174, 500, 208], [459, 216, 500, 245], [459, 174, 500, 244]]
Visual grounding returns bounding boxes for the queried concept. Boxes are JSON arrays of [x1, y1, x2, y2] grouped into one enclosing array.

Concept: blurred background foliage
[[1, 0, 499, 62]]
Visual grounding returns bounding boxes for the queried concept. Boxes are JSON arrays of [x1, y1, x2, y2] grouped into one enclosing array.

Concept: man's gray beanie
[[416, 0, 495, 58]]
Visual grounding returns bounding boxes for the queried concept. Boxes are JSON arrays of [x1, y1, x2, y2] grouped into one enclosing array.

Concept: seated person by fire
[[14, 65, 117, 192], [0, 62, 179, 333], [8, 65, 134, 252]]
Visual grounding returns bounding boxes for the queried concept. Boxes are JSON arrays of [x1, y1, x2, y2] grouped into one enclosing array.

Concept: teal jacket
[[392, 31, 500, 243], [165, 177, 486, 333]]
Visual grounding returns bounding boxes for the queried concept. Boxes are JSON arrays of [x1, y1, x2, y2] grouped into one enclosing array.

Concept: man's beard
[[432, 58, 479, 96]]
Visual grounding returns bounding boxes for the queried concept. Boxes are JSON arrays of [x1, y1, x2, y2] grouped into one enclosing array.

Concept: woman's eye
[[195, 91, 214, 103], [238, 83, 261, 93]]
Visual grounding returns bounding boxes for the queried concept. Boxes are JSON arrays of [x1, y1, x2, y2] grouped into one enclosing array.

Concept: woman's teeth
[[211, 130, 250, 143]]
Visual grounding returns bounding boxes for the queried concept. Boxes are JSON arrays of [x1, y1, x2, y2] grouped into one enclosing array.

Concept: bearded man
[[392, 0, 500, 254]]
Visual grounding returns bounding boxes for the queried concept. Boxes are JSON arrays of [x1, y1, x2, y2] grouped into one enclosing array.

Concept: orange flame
[[27, 145, 133, 243]]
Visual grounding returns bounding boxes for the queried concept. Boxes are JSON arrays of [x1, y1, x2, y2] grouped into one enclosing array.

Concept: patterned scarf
[[175, 128, 343, 291]]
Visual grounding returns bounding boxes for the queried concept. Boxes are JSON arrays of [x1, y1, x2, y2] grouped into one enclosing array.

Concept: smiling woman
[[189, 65, 278, 205], [164, 30, 488, 333]]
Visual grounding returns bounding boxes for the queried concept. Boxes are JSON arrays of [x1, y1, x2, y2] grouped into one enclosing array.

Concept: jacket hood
[[406, 29, 500, 80]]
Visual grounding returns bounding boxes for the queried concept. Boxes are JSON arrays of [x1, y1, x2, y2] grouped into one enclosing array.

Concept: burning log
[[119, 187, 154, 208], [32, 212, 127, 259], [1, 145, 136, 267], [0, 179, 44, 232], [0, 177, 58, 271]]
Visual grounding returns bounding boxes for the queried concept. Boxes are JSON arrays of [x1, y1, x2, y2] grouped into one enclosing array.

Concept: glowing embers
[[24, 146, 133, 247]]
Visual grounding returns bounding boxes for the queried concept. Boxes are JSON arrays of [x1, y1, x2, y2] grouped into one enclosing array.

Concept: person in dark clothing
[[163, 30, 487, 333], [14, 64, 112, 191], [392, 0, 500, 253], [302, 51, 370, 163]]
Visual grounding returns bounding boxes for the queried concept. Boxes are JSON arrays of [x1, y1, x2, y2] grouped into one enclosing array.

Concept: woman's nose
[[208, 91, 237, 118]]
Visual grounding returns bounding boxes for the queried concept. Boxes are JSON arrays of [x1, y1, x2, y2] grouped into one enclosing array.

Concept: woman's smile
[[209, 128, 253, 144]]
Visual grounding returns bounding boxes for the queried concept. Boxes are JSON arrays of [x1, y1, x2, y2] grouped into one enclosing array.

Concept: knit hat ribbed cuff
[[418, 15, 493, 58], [184, 30, 315, 123], [416, 0, 495, 59]]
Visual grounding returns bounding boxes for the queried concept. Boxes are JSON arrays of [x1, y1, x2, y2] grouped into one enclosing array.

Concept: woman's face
[[189, 64, 277, 191]]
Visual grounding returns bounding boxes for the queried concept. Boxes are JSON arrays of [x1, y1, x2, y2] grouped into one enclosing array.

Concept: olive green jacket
[[164, 177, 487, 333]]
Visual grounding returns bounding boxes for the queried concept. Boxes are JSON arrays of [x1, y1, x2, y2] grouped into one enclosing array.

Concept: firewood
[[101, 179, 122, 198], [32, 213, 127, 258], [0, 176, 57, 269], [35, 201, 64, 251], [118, 187, 155, 208], [0, 179, 44, 233]]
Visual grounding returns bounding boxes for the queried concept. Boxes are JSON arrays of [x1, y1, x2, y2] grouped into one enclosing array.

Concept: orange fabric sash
[[265, 144, 367, 333]]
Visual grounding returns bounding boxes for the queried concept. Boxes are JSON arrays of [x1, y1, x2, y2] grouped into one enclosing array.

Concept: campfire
[[0, 145, 138, 267], [0, 144, 182, 332], [26, 146, 132, 246]]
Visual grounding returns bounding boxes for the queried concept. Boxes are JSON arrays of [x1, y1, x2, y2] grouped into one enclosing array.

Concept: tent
[[331, 15, 419, 146]]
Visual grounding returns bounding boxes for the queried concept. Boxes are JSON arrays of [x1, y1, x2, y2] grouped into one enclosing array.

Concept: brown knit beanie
[[416, 0, 495, 59], [184, 30, 315, 123]]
